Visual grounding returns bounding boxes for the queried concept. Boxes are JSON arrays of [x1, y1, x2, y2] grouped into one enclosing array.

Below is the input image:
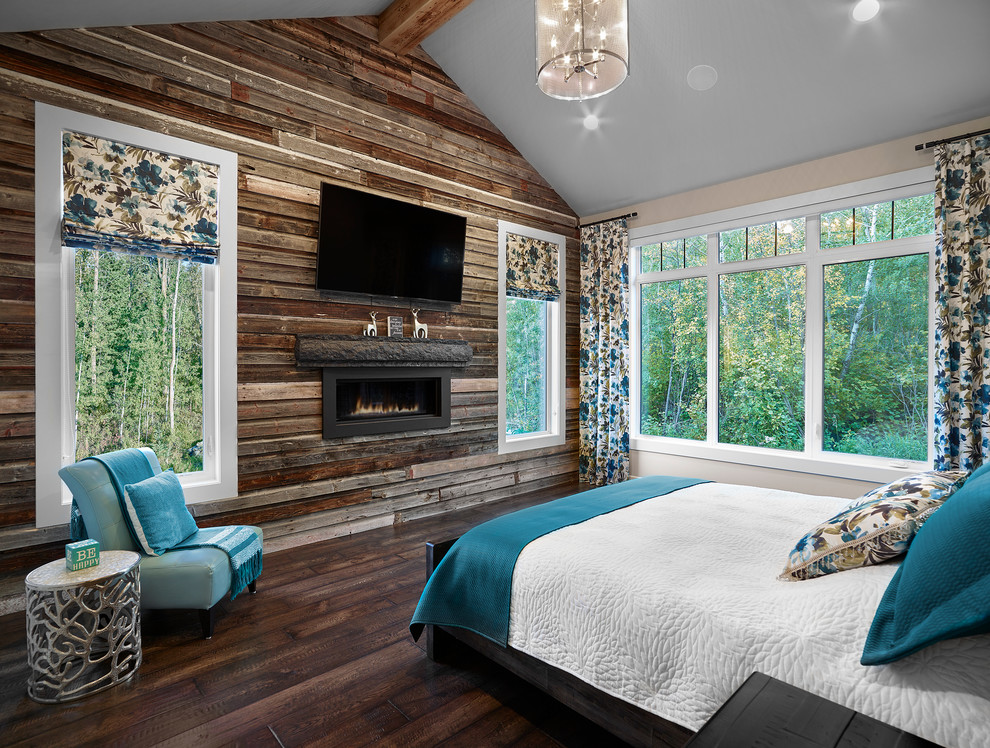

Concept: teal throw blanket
[[70, 448, 156, 542], [75, 448, 261, 599], [410, 475, 708, 646], [175, 526, 262, 600]]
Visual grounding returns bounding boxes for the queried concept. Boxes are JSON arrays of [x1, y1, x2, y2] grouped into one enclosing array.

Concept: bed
[[412, 478, 990, 748]]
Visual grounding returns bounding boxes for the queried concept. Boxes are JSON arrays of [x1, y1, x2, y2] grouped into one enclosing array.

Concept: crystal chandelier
[[535, 0, 629, 101]]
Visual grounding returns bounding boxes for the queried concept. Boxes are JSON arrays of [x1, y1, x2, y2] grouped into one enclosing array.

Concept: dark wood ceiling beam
[[377, 0, 475, 54]]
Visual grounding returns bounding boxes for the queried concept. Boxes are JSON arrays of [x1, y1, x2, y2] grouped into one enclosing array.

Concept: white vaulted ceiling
[[4, 0, 990, 217]]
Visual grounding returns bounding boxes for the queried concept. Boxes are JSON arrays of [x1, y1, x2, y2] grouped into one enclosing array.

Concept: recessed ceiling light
[[851, 0, 880, 22], [687, 65, 718, 92], [583, 114, 600, 130]]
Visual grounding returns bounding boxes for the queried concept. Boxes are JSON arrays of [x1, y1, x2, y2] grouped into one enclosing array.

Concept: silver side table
[[25, 550, 142, 703]]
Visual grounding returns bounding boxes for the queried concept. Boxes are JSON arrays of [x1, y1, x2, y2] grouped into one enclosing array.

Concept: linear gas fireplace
[[295, 334, 472, 439], [323, 367, 450, 438]]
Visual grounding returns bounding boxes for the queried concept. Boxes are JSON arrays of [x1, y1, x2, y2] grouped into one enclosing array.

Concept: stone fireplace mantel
[[295, 334, 473, 369]]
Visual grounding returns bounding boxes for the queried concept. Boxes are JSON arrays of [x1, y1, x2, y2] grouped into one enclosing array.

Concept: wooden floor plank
[[0, 479, 640, 746], [437, 704, 548, 746]]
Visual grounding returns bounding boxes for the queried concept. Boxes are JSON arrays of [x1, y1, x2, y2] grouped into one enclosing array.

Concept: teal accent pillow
[[861, 464, 990, 664], [122, 470, 199, 556]]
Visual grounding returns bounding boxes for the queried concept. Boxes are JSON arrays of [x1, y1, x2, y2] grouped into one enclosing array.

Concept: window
[[641, 233, 707, 272], [72, 251, 205, 471], [498, 221, 565, 453], [719, 218, 806, 262], [821, 194, 935, 248], [640, 277, 706, 439], [823, 255, 929, 460], [35, 103, 238, 527], [505, 297, 548, 434], [719, 266, 806, 451], [631, 169, 935, 481]]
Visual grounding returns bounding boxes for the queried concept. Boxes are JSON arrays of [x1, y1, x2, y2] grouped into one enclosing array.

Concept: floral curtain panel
[[505, 231, 560, 301], [579, 218, 630, 485], [61, 131, 220, 264], [934, 134, 990, 471]]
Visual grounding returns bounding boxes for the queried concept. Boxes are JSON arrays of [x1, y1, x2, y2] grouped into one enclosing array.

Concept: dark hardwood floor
[[0, 482, 633, 747]]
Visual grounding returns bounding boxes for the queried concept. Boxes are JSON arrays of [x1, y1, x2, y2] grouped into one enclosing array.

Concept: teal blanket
[[70, 448, 156, 542], [174, 526, 262, 600], [76, 448, 261, 599], [410, 475, 708, 646]]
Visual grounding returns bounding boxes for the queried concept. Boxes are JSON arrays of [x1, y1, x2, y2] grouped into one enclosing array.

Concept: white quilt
[[507, 482, 990, 748]]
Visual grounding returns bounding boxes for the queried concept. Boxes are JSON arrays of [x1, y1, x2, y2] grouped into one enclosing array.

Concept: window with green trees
[[640, 278, 706, 439], [823, 255, 928, 460], [505, 297, 548, 434], [34, 104, 238, 527], [821, 194, 935, 248], [719, 266, 806, 451], [719, 218, 806, 262], [635, 186, 933, 469], [498, 221, 565, 453], [73, 249, 205, 472], [641, 234, 707, 272]]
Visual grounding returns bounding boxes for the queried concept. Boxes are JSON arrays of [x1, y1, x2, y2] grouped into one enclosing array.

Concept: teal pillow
[[122, 471, 199, 556], [861, 464, 990, 664]]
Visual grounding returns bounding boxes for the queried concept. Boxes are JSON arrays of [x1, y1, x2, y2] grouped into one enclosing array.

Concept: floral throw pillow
[[780, 470, 968, 581]]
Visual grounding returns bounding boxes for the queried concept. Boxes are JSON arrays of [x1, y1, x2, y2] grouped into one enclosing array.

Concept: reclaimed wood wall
[[0, 16, 580, 566]]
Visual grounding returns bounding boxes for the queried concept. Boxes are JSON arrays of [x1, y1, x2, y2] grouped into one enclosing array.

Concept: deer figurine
[[412, 308, 428, 339], [363, 310, 378, 337]]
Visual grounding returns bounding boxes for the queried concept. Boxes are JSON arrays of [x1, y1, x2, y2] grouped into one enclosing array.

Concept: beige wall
[[630, 452, 876, 500], [584, 114, 990, 229], [608, 114, 990, 499]]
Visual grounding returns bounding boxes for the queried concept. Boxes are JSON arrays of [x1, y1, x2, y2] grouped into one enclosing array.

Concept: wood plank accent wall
[[0, 16, 579, 560]]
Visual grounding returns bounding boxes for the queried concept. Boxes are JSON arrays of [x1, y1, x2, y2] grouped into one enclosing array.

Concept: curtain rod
[[579, 211, 638, 228], [914, 126, 990, 151]]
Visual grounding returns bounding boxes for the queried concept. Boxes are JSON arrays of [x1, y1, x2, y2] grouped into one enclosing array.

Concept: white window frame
[[497, 220, 566, 454], [630, 167, 936, 484], [34, 103, 238, 527]]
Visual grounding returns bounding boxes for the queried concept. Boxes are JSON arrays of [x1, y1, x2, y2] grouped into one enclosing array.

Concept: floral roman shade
[[61, 131, 220, 264], [579, 219, 630, 485], [933, 134, 990, 471], [505, 232, 560, 301]]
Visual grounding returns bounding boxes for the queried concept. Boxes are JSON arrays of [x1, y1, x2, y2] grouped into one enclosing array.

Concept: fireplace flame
[[350, 393, 424, 417]]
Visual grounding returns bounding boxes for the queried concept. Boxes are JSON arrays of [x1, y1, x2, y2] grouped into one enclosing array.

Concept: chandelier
[[535, 0, 629, 101]]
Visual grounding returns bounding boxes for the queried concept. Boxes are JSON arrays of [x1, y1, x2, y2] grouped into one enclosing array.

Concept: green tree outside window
[[74, 249, 205, 473], [505, 296, 548, 435]]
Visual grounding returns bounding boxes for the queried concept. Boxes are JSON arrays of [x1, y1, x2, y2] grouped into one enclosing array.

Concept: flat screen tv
[[315, 182, 466, 304]]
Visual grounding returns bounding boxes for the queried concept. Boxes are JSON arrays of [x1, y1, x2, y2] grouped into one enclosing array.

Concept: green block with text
[[66, 539, 100, 572]]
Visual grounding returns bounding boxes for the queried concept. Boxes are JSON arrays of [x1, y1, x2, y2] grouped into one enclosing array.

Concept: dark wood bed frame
[[423, 538, 696, 748]]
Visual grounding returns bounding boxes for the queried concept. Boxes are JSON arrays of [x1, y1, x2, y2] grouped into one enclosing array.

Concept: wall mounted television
[[315, 182, 467, 305]]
